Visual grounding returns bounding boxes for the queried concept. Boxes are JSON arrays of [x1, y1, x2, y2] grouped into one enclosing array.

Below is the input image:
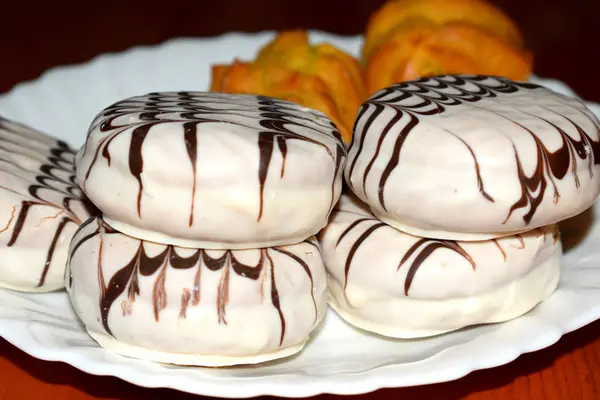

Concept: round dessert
[[76, 92, 346, 249], [346, 74, 600, 240], [318, 193, 561, 338], [0, 116, 96, 292], [66, 216, 327, 366]]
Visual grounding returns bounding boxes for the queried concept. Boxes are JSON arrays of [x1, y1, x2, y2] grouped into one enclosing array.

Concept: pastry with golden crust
[[363, 0, 533, 94], [211, 31, 365, 144]]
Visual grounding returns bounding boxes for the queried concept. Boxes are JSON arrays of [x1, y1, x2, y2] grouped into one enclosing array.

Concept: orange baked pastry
[[363, 0, 533, 95], [211, 31, 365, 144]]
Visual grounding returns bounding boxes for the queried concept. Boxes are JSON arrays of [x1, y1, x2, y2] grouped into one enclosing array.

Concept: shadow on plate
[[558, 205, 595, 252]]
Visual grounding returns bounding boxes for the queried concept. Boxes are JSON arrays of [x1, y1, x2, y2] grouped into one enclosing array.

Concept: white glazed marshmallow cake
[[66, 216, 327, 366], [0, 116, 96, 292], [318, 193, 561, 338], [76, 92, 346, 249], [346, 75, 600, 241]]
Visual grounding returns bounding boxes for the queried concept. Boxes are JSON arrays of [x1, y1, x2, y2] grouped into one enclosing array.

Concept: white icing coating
[[346, 75, 600, 240], [66, 216, 327, 366], [86, 331, 306, 367], [0, 117, 94, 292], [318, 193, 561, 338], [76, 92, 346, 249]]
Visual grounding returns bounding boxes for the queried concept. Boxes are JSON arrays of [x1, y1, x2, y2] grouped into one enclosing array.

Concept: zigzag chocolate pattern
[[68, 217, 320, 346], [0, 116, 97, 288], [347, 75, 600, 225], [80, 92, 346, 224]]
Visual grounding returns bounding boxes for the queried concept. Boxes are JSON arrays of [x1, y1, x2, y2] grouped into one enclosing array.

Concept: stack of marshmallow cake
[[0, 116, 97, 292], [319, 75, 600, 338], [2, 74, 599, 365], [66, 92, 346, 366]]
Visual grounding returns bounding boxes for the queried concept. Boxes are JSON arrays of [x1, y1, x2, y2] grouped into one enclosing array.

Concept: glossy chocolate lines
[[256, 98, 345, 221], [304, 237, 321, 250], [100, 248, 138, 335], [192, 265, 202, 306], [272, 246, 318, 322], [37, 217, 70, 288], [183, 122, 198, 226], [230, 250, 264, 279], [330, 145, 344, 214], [72, 218, 317, 346], [334, 209, 489, 298], [129, 124, 152, 218], [84, 93, 345, 225], [152, 262, 168, 321], [350, 75, 600, 224], [467, 99, 599, 224], [398, 239, 475, 296], [349, 92, 494, 209], [180, 288, 191, 319], [257, 133, 274, 222], [343, 221, 386, 289], [362, 107, 402, 194], [276, 135, 287, 178], [378, 112, 419, 210], [266, 251, 286, 346], [492, 239, 507, 261], [335, 217, 372, 247], [346, 103, 380, 189], [516, 234, 525, 248], [216, 262, 230, 324], [95, 223, 106, 301]]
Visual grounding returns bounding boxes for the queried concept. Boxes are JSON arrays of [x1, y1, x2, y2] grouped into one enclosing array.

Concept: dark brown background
[[1, 0, 600, 399], [2, 0, 600, 100]]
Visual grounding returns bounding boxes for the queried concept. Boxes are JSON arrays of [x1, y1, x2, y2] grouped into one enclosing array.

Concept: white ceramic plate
[[1, 32, 600, 398]]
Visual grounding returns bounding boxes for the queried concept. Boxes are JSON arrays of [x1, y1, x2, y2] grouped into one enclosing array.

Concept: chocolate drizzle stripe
[[37, 217, 71, 288], [192, 263, 202, 306], [330, 145, 343, 213], [516, 234, 525, 249], [347, 104, 381, 189], [152, 260, 168, 321], [129, 124, 152, 218], [343, 222, 386, 290], [96, 220, 105, 297], [272, 247, 318, 322], [492, 239, 507, 261], [378, 113, 419, 210], [266, 251, 286, 347], [276, 136, 287, 178], [398, 239, 475, 296], [7, 202, 33, 246], [83, 93, 346, 224], [217, 261, 230, 324], [180, 289, 191, 319], [183, 122, 198, 226], [362, 108, 402, 196], [257, 133, 274, 222], [350, 75, 600, 225], [71, 217, 317, 345], [467, 100, 598, 222], [303, 237, 321, 254], [335, 217, 372, 247], [100, 250, 137, 335]]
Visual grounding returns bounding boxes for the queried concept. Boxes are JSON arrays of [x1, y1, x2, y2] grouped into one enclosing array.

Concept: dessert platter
[[2, 0, 600, 397]]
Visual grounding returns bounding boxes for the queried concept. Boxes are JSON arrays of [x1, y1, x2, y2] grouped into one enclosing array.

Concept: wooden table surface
[[1, 1, 600, 399]]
